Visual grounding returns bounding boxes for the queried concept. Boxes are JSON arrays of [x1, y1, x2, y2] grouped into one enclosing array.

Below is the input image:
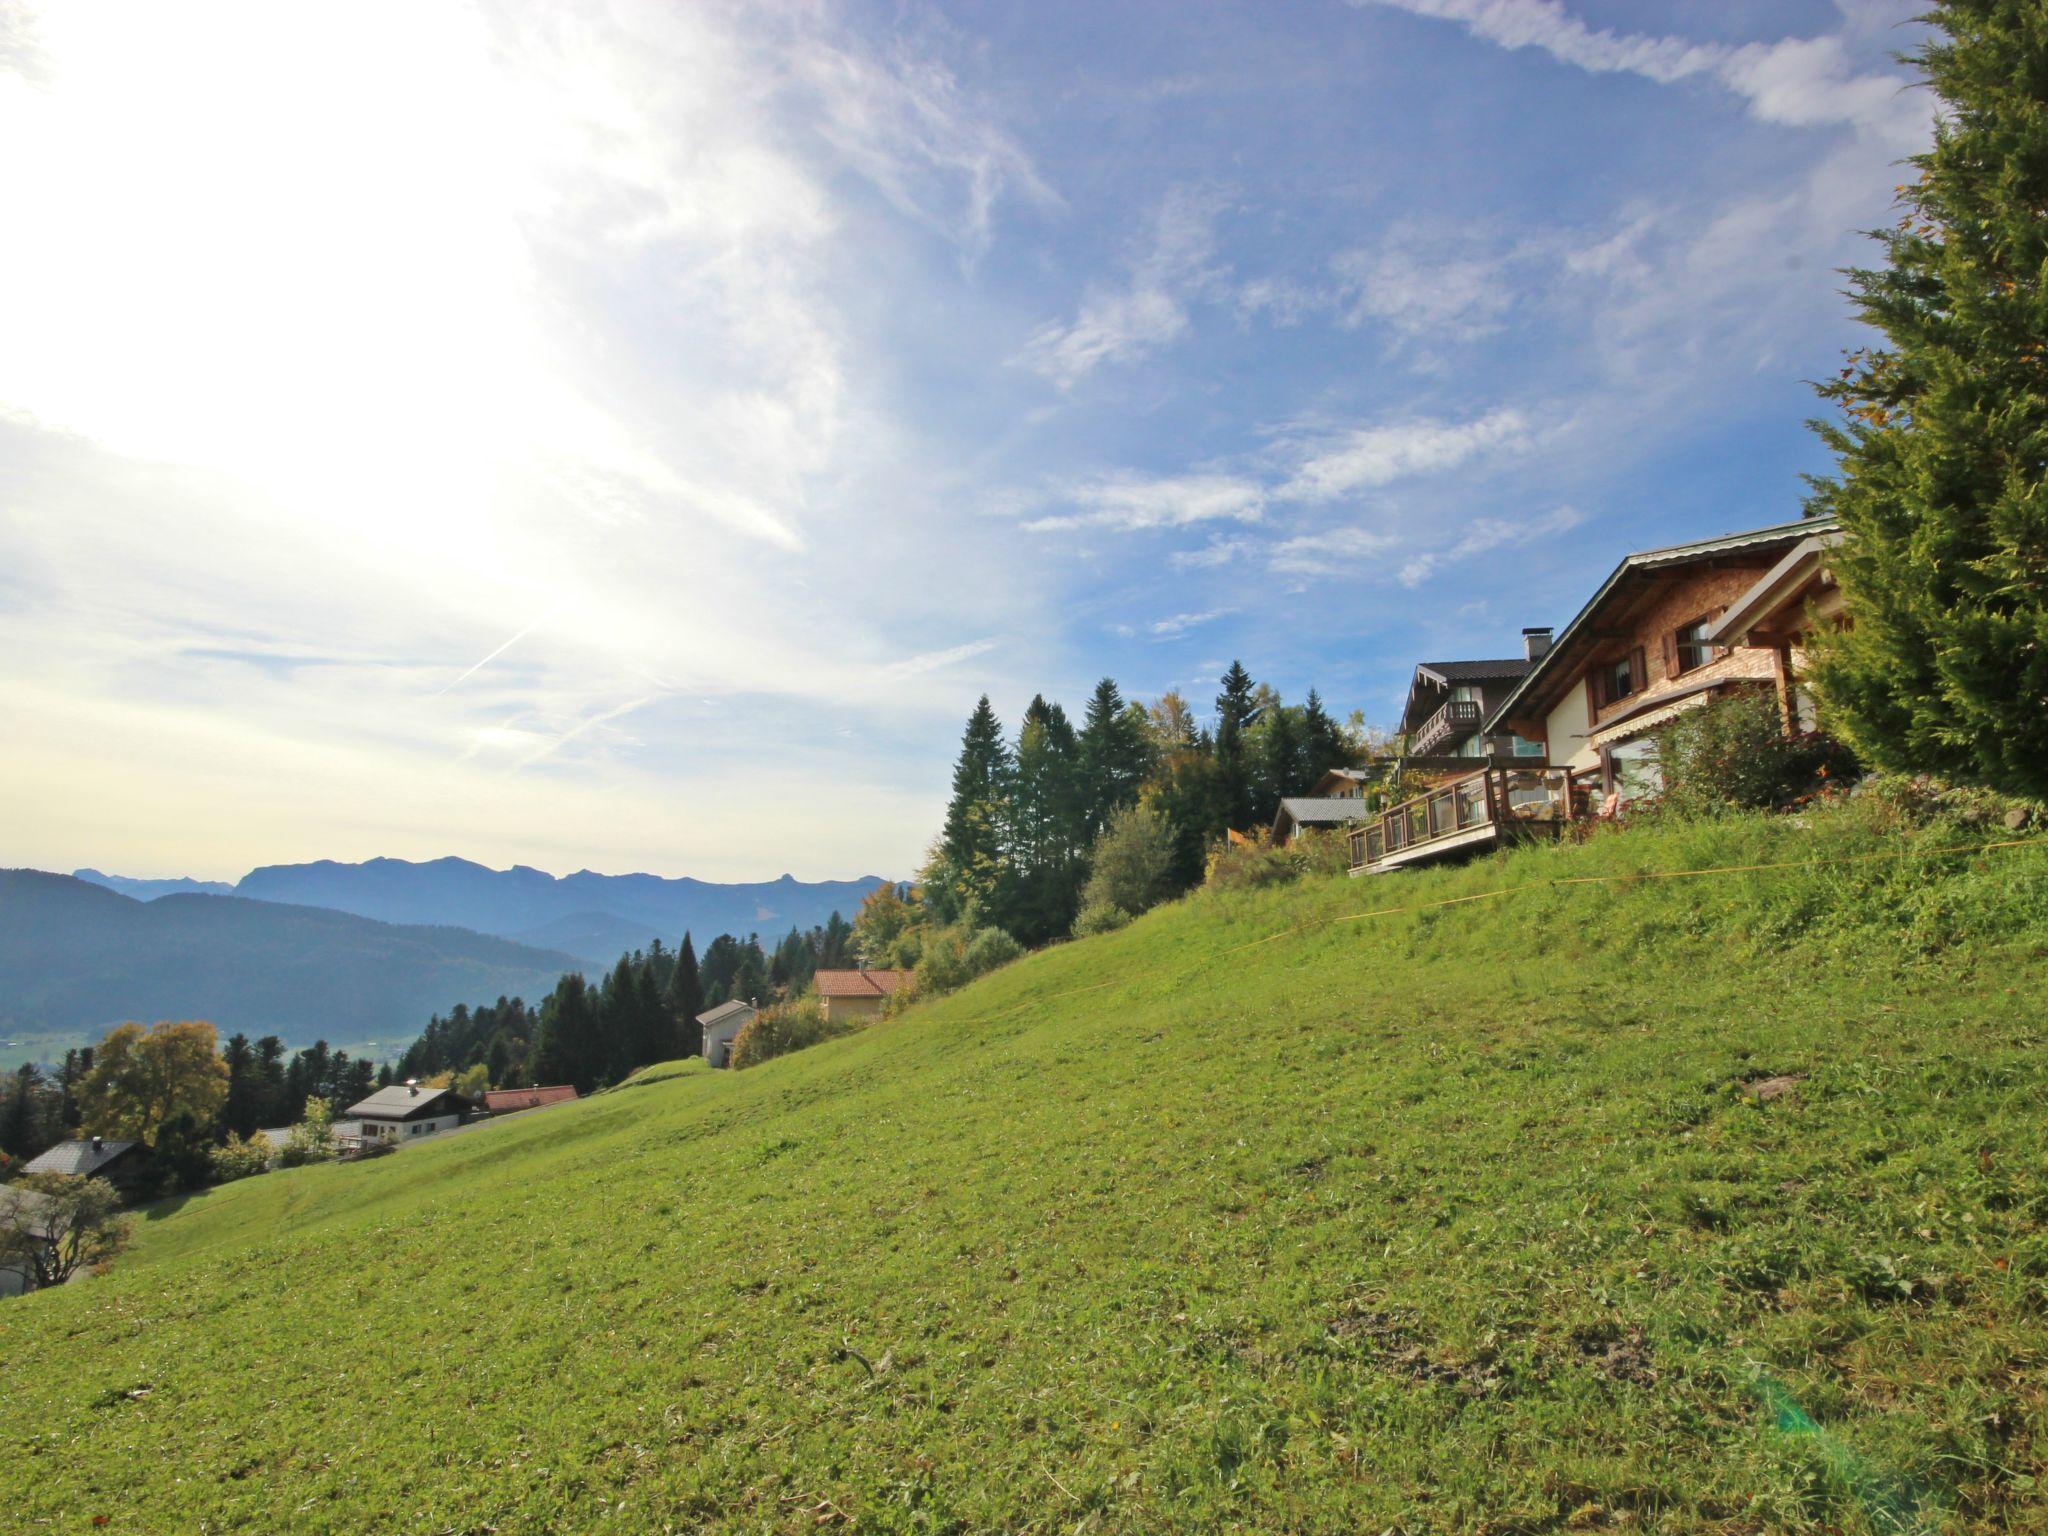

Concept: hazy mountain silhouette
[[2, 870, 581, 1046]]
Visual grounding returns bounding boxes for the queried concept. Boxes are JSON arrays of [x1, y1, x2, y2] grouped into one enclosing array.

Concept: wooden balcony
[[1347, 765, 1589, 875], [1410, 698, 1481, 756]]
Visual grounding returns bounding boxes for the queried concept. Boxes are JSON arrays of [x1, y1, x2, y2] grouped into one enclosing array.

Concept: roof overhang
[[1706, 532, 1846, 647]]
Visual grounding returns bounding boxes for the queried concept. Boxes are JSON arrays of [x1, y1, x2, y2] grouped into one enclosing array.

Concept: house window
[[1598, 653, 1636, 702], [1449, 684, 1479, 703], [1674, 618, 1717, 674], [1510, 733, 1545, 758]]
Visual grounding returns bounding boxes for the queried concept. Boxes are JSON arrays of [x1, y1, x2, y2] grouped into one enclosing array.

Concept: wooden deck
[[1347, 765, 1589, 875]]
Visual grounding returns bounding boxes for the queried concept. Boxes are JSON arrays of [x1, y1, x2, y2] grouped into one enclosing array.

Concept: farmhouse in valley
[[697, 998, 756, 1068], [344, 1082, 476, 1144], [23, 1137, 152, 1200], [813, 968, 909, 1024]]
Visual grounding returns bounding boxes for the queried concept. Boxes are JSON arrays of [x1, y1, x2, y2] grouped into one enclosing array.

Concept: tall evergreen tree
[[939, 695, 1013, 916], [1806, 3, 2047, 796], [1077, 677, 1152, 839], [536, 973, 599, 1093], [1213, 661, 1261, 832], [1299, 689, 1350, 784], [220, 1033, 261, 1137], [667, 933, 705, 1059], [1001, 695, 1086, 943]]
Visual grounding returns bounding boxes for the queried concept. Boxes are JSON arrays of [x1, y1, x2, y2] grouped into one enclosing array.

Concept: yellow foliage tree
[[76, 1021, 229, 1146]]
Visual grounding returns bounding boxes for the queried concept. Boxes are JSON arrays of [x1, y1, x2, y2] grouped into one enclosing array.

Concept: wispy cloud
[[1149, 608, 1232, 637], [1268, 526, 1397, 578], [1019, 186, 1226, 386], [1276, 408, 1533, 504], [1354, 0, 1927, 146], [880, 637, 1000, 677], [1024, 472, 1264, 533], [1168, 534, 1256, 571], [1394, 505, 1586, 587]]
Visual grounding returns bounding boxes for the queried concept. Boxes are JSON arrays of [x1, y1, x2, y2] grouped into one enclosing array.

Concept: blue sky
[[0, 0, 1933, 881]]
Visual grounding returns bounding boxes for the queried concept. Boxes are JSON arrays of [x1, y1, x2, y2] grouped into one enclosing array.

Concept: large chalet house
[[344, 1083, 477, 1144], [1343, 517, 1843, 876], [1486, 518, 1838, 799]]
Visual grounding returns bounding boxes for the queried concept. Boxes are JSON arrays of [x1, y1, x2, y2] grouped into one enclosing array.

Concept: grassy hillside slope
[[3, 806, 2045, 1534]]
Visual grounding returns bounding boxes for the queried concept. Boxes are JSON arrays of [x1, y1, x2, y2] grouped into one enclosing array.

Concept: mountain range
[[1, 870, 582, 1047], [73, 857, 890, 965]]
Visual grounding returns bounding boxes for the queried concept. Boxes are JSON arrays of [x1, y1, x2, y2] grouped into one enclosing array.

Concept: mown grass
[[2, 802, 2045, 1534]]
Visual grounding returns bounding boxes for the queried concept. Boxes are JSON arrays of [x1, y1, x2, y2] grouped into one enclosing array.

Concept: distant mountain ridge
[[3, 870, 581, 1046], [73, 869, 235, 900], [74, 857, 891, 965]]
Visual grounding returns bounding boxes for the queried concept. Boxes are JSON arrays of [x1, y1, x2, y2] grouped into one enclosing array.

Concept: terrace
[[1347, 765, 1590, 875]]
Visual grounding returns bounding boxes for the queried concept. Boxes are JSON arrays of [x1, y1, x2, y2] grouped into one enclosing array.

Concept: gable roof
[[344, 1084, 469, 1121], [482, 1086, 579, 1114], [1273, 797, 1375, 829], [1486, 517, 1835, 730], [695, 998, 756, 1028], [1415, 658, 1532, 686], [23, 1138, 144, 1178], [813, 968, 909, 999]]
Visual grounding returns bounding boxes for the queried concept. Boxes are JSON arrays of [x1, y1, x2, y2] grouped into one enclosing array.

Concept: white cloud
[[1332, 244, 1512, 339], [1149, 609, 1232, 637], [1355, 0, 1928, 147], [1019, 186, 1225, 385], [1276, 408, 1532, 503], [1024, 472, 1265, 532], [881, 638, 1001, 677], [1168, 534, 1256, 571], [1269, 526, 1398, 578]]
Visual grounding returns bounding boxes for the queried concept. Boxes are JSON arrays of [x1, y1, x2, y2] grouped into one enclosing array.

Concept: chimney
[[91, 1135, 103, 1153], [1522, 626, 1553, 662], [406, 1077, 420, 1097]]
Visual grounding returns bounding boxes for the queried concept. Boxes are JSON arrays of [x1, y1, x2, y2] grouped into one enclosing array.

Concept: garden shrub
[[1073, 900, 1132, 937], [1656, 692, 1857, 816], [913, 923, 1024, 998], [1080, 803, 1178, 918], [208, 1131, 273, 1184], [729, 997, 852, 1070]]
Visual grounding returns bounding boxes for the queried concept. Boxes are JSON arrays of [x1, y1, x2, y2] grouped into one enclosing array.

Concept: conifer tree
[[1807, 3, 2047, 796], [668, 933, 705, 1058], [536, 973, 598, 1093], [1077, 677, 1152, 839], [938, 695, 1013, 918], [1300, 689, 1350, 783], [1213, 661, 1260, 832]]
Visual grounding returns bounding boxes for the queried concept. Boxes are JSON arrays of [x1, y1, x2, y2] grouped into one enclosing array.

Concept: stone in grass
[[1740, 1073, 1806, 1103]]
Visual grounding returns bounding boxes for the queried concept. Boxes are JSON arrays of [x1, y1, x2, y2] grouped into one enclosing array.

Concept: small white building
[[342, 1083, 475, 1144], [696, 999, 757, 1069]]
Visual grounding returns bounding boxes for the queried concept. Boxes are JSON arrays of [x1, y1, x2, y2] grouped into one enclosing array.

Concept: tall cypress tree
[[1807, 3, 2046, 796]]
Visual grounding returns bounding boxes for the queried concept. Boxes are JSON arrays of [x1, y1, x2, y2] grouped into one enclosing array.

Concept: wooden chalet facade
[[1486, 519, 1836, 803]]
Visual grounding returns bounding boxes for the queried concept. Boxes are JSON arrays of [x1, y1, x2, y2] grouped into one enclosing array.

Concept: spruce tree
[[1807, 3, 2047, 796], [1077, 677, 1152, 839], [939, 695, 1013, 918], [1213, 661, 1260, 832], [668, 933, 705, 1058], [1300, 689, 1350, 783]]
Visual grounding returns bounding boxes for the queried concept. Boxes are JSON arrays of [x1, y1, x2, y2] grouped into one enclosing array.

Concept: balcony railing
[[1410, 698, 1481, 756], [1347, 765, 1587, 873]]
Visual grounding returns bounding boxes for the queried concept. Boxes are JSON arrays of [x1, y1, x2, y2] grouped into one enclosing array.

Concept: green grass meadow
[[2, 804, 2045, 1533]]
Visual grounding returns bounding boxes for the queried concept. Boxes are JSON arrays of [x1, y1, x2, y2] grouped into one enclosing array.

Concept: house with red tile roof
[[482, 1085, 579, 1116], [812, 967, 909, 1024]]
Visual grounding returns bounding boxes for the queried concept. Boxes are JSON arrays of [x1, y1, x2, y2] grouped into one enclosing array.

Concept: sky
[[0, 0, 1936, 883]]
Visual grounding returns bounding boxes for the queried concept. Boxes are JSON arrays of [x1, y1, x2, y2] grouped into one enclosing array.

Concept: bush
[[1657, 692, 1858, 817], [208, 1132, 273, 1184], [1204, 828, 1351, 892], [1080, 803, 1178, 919], [1073, 901, 1132, 937], [279, 1097, 335, 1168], [728, 998, 854, 1070], [913, 923, 1024, 999]]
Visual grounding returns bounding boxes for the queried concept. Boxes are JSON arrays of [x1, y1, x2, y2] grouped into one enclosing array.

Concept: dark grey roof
[[1274, 797, 1375, 826], [344, 1085, 466, 1120], [1415, 658, 1533, 685], [23, 1138, 143, 1177], [695, 999, 756, 1028]]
